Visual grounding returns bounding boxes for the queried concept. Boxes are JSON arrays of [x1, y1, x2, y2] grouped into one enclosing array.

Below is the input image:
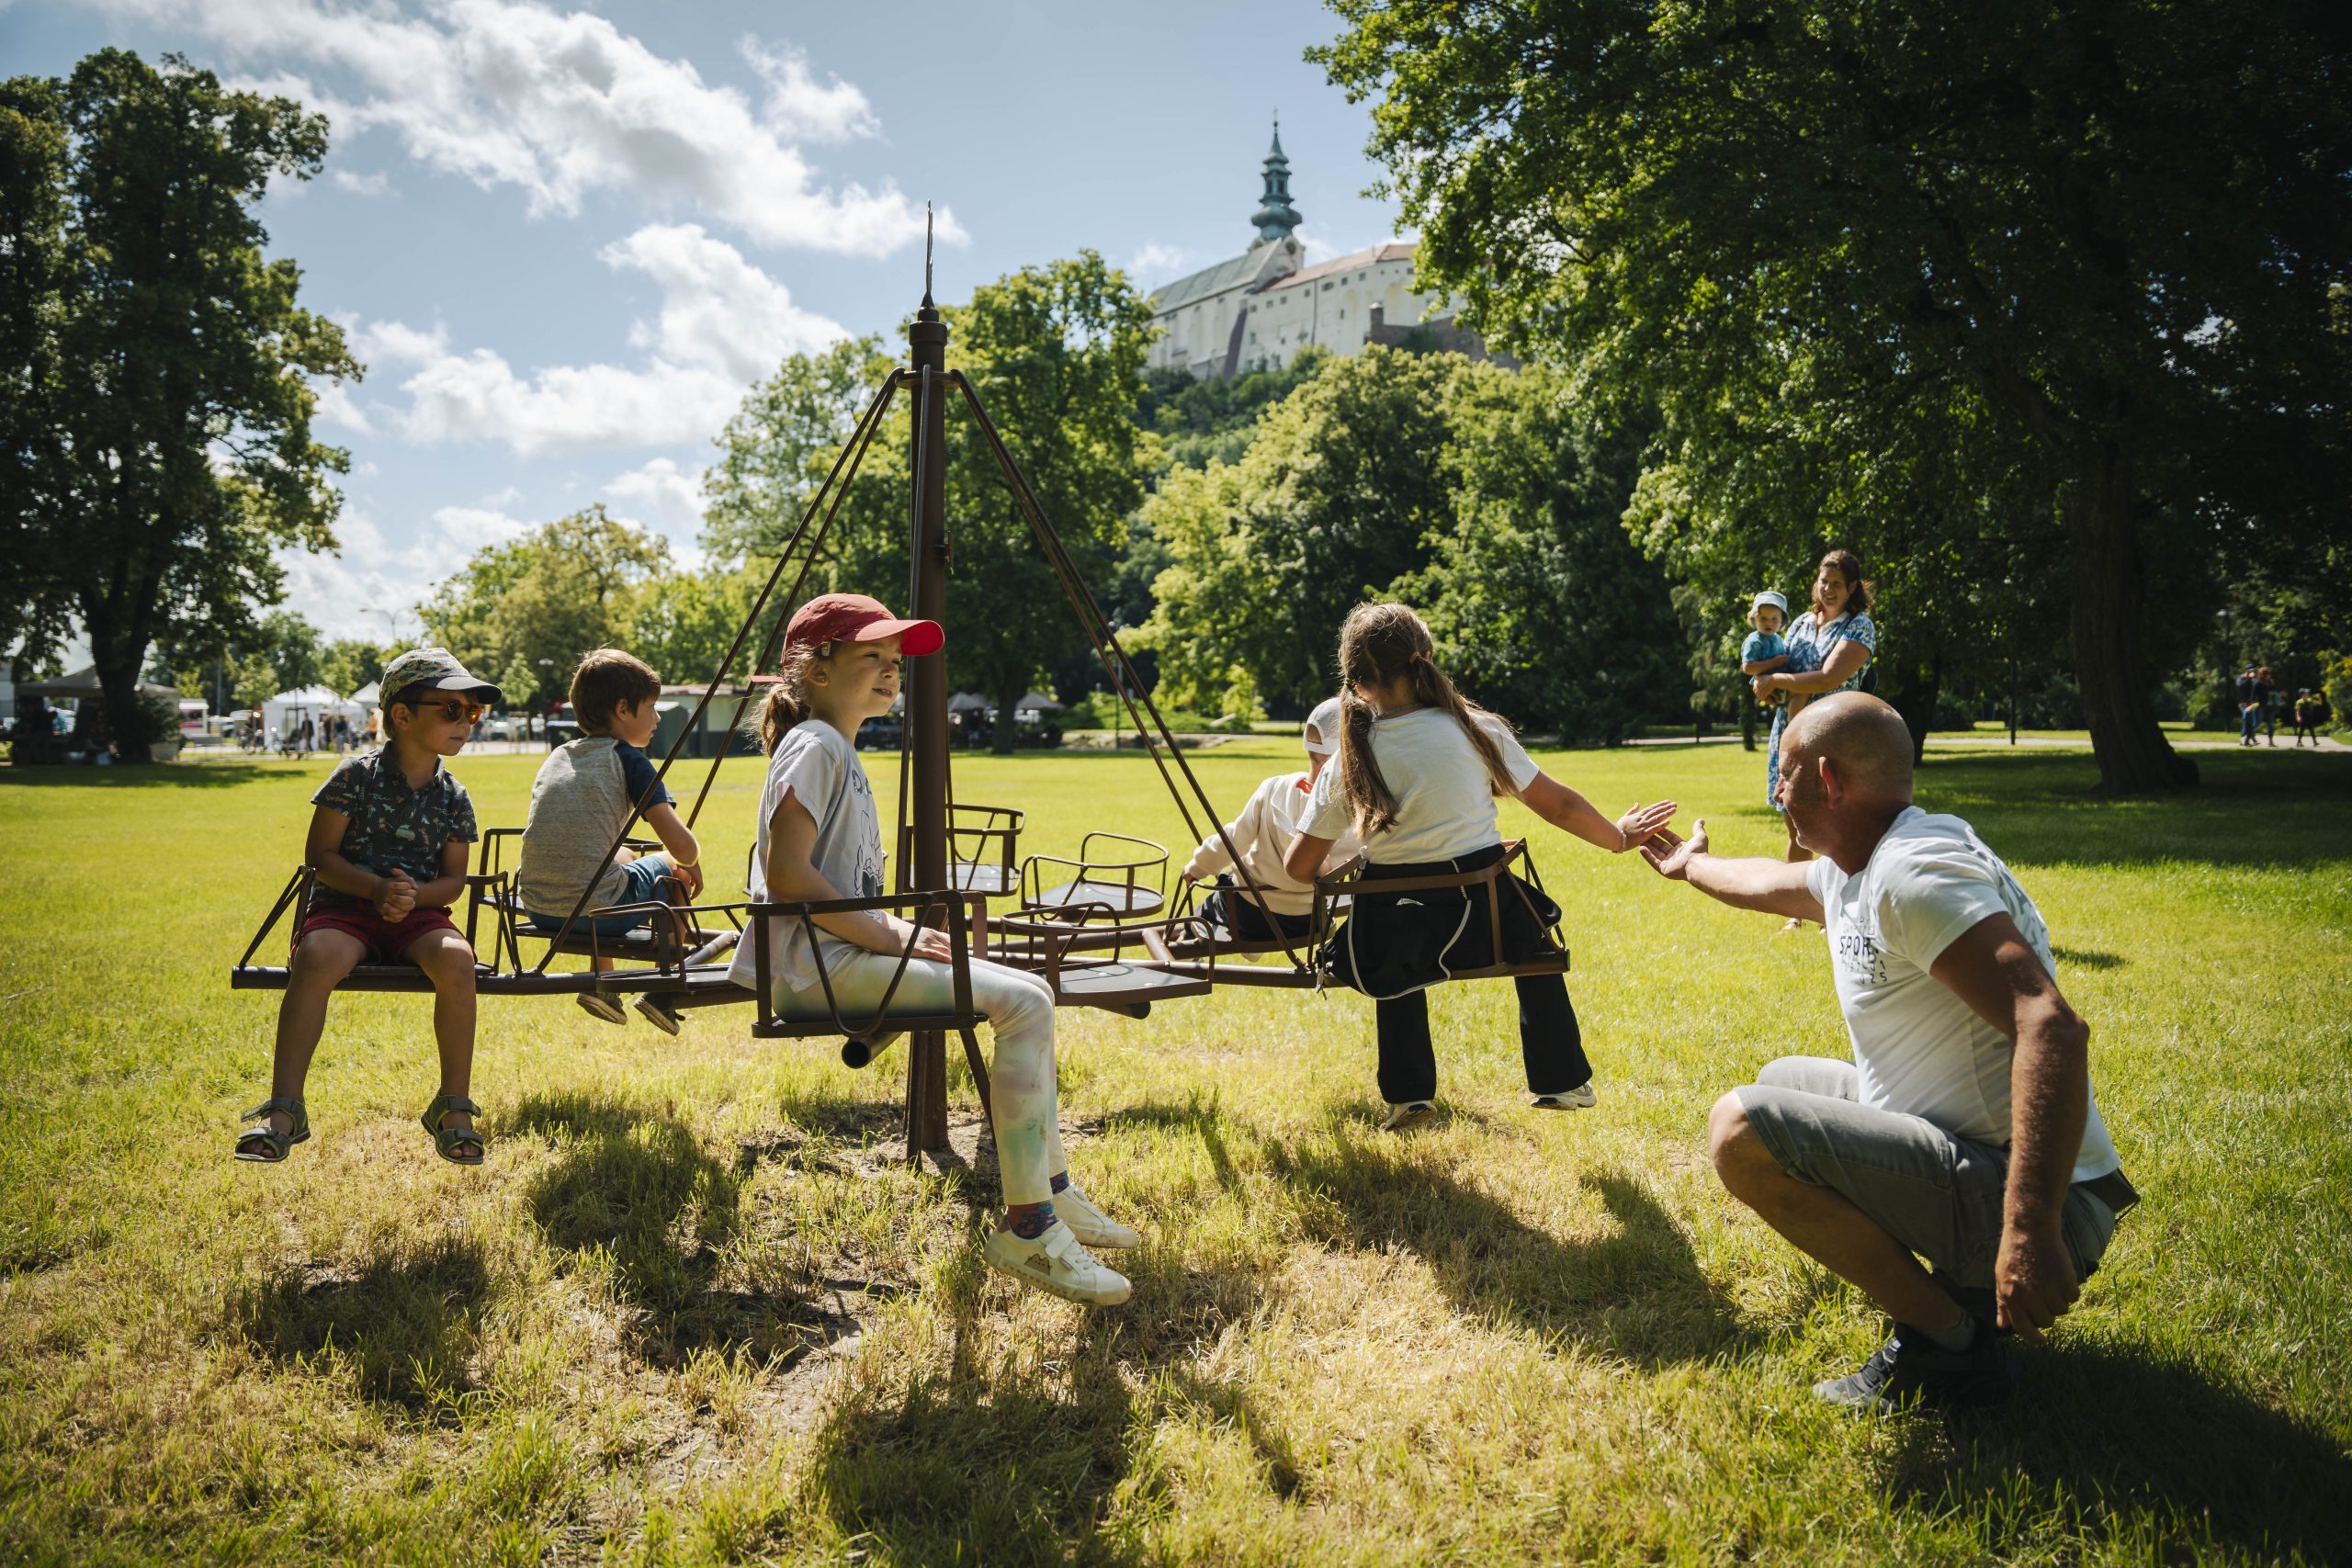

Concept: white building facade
[[1146, 126, 1472, 379]]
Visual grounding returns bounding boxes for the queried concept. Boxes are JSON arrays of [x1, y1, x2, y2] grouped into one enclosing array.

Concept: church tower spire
[[1250, 117, 1302, 244]]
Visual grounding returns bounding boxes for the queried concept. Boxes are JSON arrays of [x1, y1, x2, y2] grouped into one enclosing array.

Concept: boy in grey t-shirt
[[518, 649, 705, 1031]]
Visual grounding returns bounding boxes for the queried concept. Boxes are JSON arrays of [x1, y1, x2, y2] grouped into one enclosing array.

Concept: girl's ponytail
[[1338, 684, 1398, 836], [752, 642, 828, 753]]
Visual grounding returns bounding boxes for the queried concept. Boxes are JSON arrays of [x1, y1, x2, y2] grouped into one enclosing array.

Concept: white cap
[[1303, 695, 1345, 755], [1751, 590, 1790, 615]]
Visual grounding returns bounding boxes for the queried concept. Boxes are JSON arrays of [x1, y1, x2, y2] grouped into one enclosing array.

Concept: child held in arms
[[517, 649, 705, 1034], [1179, 695, 1361, 942], [234, 649, 499, 1167], [1742, 591, 1793, 709]]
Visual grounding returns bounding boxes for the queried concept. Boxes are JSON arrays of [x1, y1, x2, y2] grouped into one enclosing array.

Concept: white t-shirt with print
[[1807, 807, 2119, 1182], [1301, 708, 1540, 864], [729, 720, 887, 999]]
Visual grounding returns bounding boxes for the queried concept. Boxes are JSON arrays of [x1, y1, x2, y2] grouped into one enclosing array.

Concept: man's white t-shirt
[[1301, 708, 1540, 864], [1807, 806, 2119, 1182], [728, 721, 886, 999]]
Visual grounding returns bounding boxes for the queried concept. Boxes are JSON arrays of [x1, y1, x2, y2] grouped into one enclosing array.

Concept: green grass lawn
[[3, 739, 2348, 1564]]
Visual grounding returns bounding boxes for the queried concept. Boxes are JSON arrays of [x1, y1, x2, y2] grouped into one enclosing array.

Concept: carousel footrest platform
[[1041, 959, 1209, 1017]]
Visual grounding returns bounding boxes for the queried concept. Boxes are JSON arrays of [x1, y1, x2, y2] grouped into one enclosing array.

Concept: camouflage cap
[[379, 647, 502, 704]]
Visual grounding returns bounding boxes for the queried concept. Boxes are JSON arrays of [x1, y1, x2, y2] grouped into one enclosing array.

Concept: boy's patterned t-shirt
[[310, 750, 479, 907]]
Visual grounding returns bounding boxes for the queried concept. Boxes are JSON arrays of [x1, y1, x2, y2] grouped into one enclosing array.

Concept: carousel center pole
[[904, 231, 953, 1158]]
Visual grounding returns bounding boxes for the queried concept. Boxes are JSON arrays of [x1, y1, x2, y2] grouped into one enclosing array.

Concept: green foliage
[[715, 253, 1156, 752], [629, 562, 765, 688], [254, 611, 322, 693], [418, 505, 671, 710], [1317, 1, 2352, 791], [2324, 656, 2352, 732], [230, 657, 278, 711], [1136, 348, 1328, 473], [3, 51, 356, 760], [315, 637, 388, 698], [1143, 350, 1683, 738]]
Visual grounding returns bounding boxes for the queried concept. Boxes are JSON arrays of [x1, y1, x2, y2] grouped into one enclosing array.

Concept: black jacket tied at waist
[[1319, 841, 1564, 1000]]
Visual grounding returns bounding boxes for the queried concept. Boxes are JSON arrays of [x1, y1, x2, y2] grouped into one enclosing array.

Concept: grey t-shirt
[[516, 737, 674, 917], [728, 721, 886, 998]]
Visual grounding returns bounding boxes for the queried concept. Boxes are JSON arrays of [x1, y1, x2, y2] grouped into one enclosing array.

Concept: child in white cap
[[1179, 694, 1361, 942], [1742, 591, 1793, 708]]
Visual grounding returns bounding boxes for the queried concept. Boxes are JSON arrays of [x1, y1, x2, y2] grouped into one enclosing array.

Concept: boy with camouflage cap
[[234, 649, 499, 1168]]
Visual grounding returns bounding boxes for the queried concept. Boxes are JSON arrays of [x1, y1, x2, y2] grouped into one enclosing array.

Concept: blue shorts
[[527, 853, 673, 937]]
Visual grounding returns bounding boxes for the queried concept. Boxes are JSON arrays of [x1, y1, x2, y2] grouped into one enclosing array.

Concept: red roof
[[1261, 242, 1417, 292]]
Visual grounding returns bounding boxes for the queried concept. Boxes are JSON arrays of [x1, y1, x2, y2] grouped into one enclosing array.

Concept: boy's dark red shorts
[[296, 903, 461, 964]]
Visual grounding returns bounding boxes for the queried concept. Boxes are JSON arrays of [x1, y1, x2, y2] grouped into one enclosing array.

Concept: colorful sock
[[1011, 1202, 1057, 1240], [1049, 1171, 1070, 1194]]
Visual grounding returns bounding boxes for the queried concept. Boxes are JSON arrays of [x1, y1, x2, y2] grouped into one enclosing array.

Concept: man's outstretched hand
[[1638, 819, 1709, 880]]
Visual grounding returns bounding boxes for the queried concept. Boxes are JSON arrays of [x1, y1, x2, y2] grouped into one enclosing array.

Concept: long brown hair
[[1334, 603, 1518, 838], [1811, 548, 1874, 623], [752, 642, 832, 753]]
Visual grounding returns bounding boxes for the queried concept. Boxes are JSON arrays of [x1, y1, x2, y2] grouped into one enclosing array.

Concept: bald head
[[1784, 694, 1914, 804]]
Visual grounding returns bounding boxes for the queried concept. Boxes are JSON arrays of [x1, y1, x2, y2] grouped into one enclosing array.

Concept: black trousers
[[1376, 972, 1589, 1104], [1201, 876, 1315, 941]]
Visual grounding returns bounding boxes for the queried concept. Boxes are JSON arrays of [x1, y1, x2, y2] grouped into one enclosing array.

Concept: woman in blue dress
[[1754, 548, 1877, 924]]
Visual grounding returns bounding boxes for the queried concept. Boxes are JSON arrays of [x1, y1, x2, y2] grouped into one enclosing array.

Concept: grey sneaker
[[1531, 1082, 1597, 1111], [1052, 1181, 1141, 1249], [982, 1219, 1132, 1306], [575, 990, 627, 1026], [633, 993, 684, 1036], [1380, 1100, 1436, 1134], [1813, 1319, 2023, 1413]]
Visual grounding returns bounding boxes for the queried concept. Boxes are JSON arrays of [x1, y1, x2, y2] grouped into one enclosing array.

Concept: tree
[[315, 637, 387, 698], [1144, 347, 1468, 712], [713, 254, 1156, 753], [631, 562, 764, 687], [1318, 1, 2352, 792], [3, 51, 356, 761], [418, 506, 671, 710]]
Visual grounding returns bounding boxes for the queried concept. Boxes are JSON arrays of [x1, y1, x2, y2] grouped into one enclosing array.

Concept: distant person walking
[[2235, 665, 2267, 747], [1752, 549, 1878, 927], [2258, 667, 2279, 745], [2293, 688, 2328, 747]]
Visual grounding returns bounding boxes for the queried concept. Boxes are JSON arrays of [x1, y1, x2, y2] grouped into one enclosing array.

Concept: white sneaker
[[1531, 1082, 1598, 1111], [982, 1219, 1132, 1306], [1380, 1100, 1436, 1133], [1051, 1182, 1141, 1250], [575, 991, 627, 1026]]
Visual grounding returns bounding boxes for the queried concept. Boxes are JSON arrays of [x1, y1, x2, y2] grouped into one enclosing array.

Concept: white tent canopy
[[347, 680, 381, 707], [262, 685, 364, 738], [17, 665, 178, 700]]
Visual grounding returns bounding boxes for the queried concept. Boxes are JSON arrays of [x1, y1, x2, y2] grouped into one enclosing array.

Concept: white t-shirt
[[1807, 807, 2119, 1182], [728, 721, 886, 998], [1184, 770, 1362, 916], [1301, 708, 1540, 864]]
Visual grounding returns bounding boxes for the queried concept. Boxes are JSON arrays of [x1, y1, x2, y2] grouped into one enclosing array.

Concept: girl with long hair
[[1283, 604, 1678, 1131]]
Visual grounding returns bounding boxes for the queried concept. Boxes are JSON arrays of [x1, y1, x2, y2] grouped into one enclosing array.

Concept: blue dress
[[1766, 610, 1878, 809]]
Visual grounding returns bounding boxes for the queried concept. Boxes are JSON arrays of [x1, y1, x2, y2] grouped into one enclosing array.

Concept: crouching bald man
[[1642, 694, 2138, 1411]]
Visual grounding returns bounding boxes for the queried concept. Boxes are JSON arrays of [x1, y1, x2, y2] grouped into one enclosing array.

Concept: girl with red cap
[[729, 593, 1140, 1306]]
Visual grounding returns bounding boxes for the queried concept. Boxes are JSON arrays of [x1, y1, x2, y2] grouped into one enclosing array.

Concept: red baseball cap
[[785, 592, 944, 657]]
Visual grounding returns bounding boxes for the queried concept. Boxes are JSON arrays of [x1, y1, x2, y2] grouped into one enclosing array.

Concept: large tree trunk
[[2070, 445, 2196, 793], [992, 680, 1021, 756], [1879, 651, 1941, 765], [91, 639, 154, 764]]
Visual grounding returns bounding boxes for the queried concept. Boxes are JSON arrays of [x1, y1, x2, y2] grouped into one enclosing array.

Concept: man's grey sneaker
[[982, 1219, 1132, 1306], [1380, 1100, 1437, 1134], [633, 993, 684, 1036], [575, 991, 627, 1026], [1813, 1319, 2023, 1413], [1531, 1082, 1598, 1111], [1052, 1181, 1141, 1249]]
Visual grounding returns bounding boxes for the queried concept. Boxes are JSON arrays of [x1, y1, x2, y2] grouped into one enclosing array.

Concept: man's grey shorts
[[1733, 1056, 2119, 1290]]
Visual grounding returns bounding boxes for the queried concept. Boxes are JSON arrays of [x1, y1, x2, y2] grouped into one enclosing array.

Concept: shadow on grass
[[1903, 750, 2352, 871], [808, 1371, 1144, 1567], [1883, 1343, 2352, 1564], [233, 1232, 490, 1411], [1272, 1136, 1750, 1366], [514, 1090, 841, 1369], [0, 761, 289, 790]]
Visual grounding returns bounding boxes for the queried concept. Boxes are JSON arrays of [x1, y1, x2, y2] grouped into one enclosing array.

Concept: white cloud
[[330, 168, 390, 196], [606, 457, 705, 524], [430, 504, 531, 550], [1125, 242, 1190, 281], [312, 378, 372, 434], [94, 0, 960, 254], [351, 224, 843, 454]]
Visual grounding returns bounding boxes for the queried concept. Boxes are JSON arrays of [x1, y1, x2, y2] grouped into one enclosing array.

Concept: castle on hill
[[1144, 122, 1502, 380]]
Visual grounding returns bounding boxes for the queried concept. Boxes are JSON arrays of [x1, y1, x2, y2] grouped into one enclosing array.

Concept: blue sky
[[8, 0, 1407, 649]]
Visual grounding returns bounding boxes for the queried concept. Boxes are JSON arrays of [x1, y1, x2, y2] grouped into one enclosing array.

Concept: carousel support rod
[[904, 281, 953, 1158]]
